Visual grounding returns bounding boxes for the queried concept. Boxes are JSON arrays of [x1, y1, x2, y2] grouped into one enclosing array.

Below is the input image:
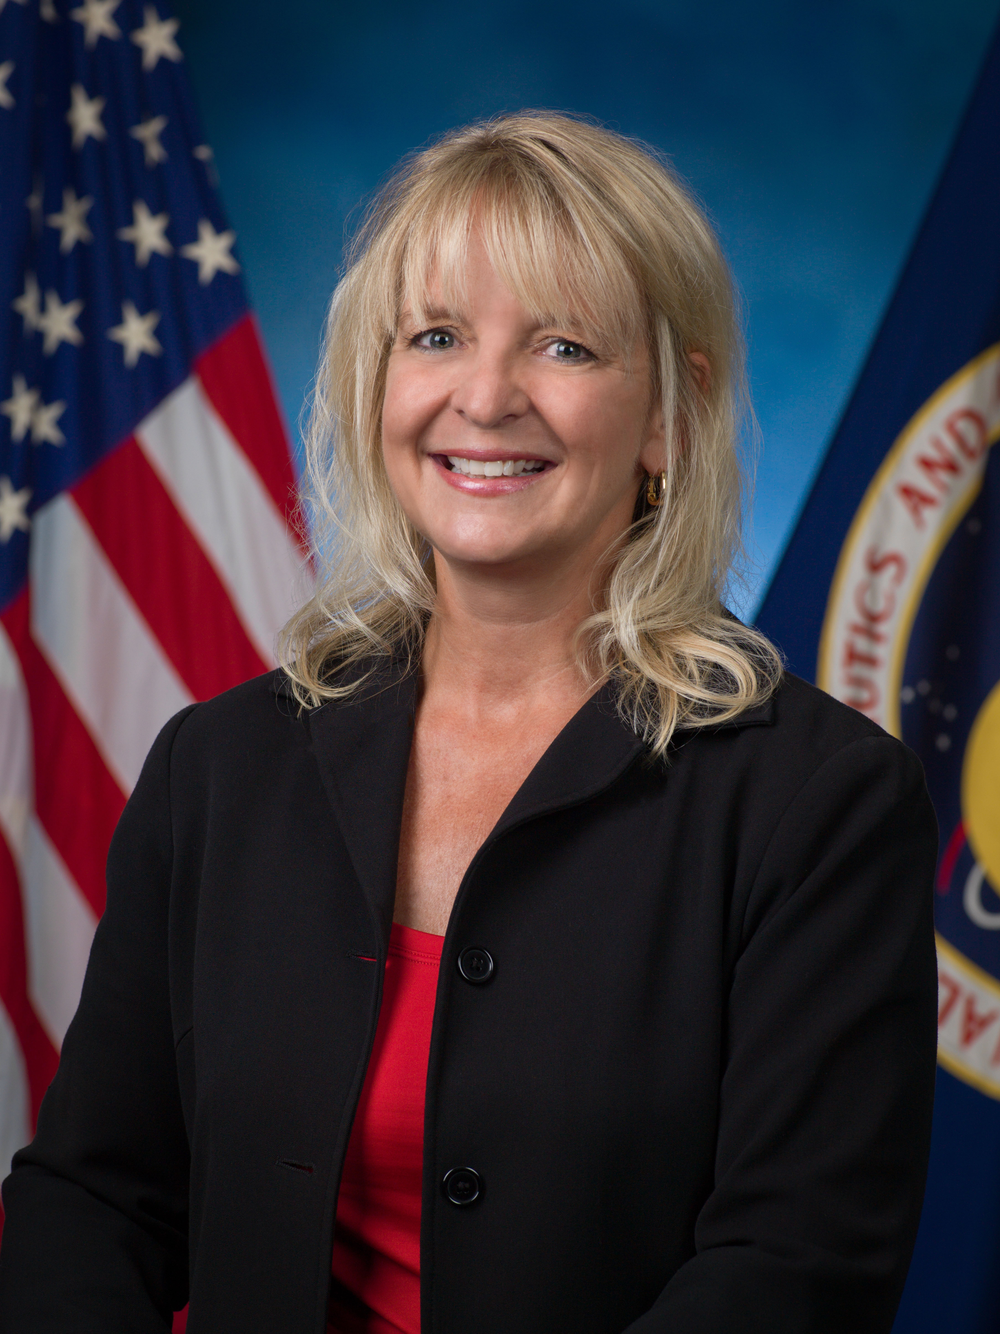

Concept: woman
[[0, 113, 937, 1334]]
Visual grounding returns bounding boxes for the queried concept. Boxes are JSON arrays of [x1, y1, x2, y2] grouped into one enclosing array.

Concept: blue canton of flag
[[0, 0, 247, 609]]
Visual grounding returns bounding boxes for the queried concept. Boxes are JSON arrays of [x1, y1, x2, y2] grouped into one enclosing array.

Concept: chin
[[435, 545, 532, 572], [430, 531, 551, 574]]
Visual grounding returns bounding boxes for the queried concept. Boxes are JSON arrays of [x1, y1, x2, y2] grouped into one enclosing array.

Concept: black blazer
[[0, 665, 938, 1334]]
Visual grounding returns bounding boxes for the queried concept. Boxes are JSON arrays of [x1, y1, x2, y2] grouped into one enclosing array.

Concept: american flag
[[0, 0, 305, 1210]]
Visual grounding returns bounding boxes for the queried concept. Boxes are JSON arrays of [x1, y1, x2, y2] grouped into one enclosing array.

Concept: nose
[[451, 347, 530, 430]]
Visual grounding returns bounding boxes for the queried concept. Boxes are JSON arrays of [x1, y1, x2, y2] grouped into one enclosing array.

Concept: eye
[[414, 328, 456, 351], [544, 338, 593, 362]]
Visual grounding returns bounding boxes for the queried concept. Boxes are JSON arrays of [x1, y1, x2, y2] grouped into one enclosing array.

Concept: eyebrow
[[398, 305, 465, 328]]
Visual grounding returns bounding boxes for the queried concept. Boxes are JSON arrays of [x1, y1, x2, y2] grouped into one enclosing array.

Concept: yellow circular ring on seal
[[963, 680, 1000, 892]]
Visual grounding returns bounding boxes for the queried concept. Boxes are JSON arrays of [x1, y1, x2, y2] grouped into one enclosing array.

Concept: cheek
[[379, 381, 416, 508], [556, 384, 649, 471], [382, 359, 447, 450], [380, 367, 412, 455]]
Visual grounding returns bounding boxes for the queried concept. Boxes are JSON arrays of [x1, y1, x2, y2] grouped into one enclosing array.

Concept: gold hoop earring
[[645, 470, 667, 507]]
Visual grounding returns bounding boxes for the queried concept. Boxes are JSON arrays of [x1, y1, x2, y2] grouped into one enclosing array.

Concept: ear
[[688, 350, 711, 395], [637, 397, 667, 476], [638, 351, 711, 475]]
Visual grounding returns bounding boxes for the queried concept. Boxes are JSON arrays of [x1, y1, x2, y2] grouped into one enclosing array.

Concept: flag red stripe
[[0, 832, 60, 1120], [72, 439, 270, 701], [2, 592, 125, 920], [196, 315, 301, 530]]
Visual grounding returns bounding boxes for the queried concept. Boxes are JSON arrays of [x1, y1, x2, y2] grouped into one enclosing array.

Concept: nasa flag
[[756, 24, 1000, 1333]]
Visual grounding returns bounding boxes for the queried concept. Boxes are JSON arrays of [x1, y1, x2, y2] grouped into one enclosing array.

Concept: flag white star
[[70, 0, 121, 48], [40, 0, 59, 21], [0, 61, 14, 112], [180, 219, 239, 285], [37, 290, 85, 355], [12, 272, 41, 334], [117, 200, 172, 267], [30, 396, 67, 446], [0, 476, 31, 543], [192, 143, 219, 186], [129, 114, 168, 167], [130, 4, 181, 70], [66, 83, 107, 149], [46, 187, 94, 253], [0, 0, 29, 12], [1, 375, 40, 444], [108, 300, 162, 367]]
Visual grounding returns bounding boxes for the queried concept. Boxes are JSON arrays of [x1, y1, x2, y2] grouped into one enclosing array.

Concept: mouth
[[438, 455, 550, 477]]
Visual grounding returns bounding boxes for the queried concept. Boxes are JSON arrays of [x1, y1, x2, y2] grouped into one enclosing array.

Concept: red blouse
[[328, 923, 443, 1334]]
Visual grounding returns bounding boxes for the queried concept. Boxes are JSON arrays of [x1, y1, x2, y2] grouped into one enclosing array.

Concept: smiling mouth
[[443, 455, 548, 477]]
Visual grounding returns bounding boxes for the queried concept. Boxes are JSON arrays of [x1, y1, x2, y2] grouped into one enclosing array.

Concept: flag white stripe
[[23, 818, 98, 1047], [0, 628, 35, 1164], [0, 1001, 31, 1174], [30, 495, 193, 796], [0, 620, 99, 1051], [136, 376, 306, 667], [0, 622, 33, 1153]]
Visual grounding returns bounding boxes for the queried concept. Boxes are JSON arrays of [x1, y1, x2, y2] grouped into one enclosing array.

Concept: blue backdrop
[[172, 0, 999, 608]]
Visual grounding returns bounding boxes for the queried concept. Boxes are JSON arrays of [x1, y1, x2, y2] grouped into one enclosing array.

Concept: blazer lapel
[[298, 662, 418, 956], [491, 678, 775, 841], [492, 682, 647, 839], [277, 662, 775, 947]]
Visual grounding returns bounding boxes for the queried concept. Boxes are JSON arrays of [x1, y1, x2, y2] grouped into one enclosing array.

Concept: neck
[[419, 555, 604, 720]]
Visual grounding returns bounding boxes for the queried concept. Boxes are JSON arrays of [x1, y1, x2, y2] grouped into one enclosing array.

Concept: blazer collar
[[272, 659, 775, 947], [276, 661, 648, 947], [294, 659, 418, 951]]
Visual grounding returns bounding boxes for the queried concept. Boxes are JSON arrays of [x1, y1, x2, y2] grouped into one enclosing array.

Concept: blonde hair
[[279, 111, 781, 754]]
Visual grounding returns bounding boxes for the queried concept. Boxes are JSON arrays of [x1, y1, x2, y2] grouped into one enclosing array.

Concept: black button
[[442, 1167, 481, 1206], [457, 947, 494, 984]]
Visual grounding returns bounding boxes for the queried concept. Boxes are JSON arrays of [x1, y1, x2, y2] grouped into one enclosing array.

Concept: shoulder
[[770, 668, 926, 801], [115, 671, 316, 869], [138, 669, 309, 794], [767, 670, 894, 757], [720, 668, 912, 763], [177, 668, 300, 734], [767, 671, 927, 797], [668, 676, 937, 959], [670, 670, 929, 839]]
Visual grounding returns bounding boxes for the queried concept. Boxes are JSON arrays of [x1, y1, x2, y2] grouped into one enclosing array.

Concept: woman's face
[[381, 233, 665, 585]]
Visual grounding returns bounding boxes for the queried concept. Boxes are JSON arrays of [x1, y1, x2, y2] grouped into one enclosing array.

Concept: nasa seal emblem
[[818, 345, 1000, 1097]]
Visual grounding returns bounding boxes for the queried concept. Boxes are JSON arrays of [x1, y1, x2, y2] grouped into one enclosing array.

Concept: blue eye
[[550, 339, 589, 360], [417, 329, 454, 350]]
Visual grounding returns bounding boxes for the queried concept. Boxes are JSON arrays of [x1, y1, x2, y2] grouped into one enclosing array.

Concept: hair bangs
[[395, 146, 647, 365]]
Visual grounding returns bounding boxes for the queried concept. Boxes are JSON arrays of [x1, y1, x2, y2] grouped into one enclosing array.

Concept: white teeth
[[445, 456, 544, 476]]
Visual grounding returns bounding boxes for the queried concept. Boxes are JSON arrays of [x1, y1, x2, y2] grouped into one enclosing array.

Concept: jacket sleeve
[[626, 734, 939, 1334], [0, 704, 199, 1332]]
